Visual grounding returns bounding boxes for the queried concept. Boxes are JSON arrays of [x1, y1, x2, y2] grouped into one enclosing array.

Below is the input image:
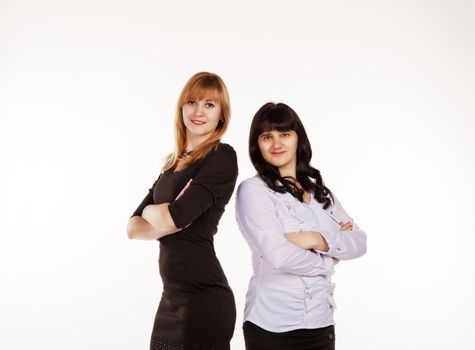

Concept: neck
[[278, 161, 297, 180], [185, 132, 209, 152]]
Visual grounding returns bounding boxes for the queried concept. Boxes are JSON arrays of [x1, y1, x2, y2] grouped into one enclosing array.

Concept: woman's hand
[[331, 221, 352, 265], [340, 221, 353, 231], [285, 231, 329, 252]]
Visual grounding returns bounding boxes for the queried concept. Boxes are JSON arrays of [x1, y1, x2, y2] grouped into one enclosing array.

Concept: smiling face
[[258, 129, 299, 177], [182, 98, 222, 148]]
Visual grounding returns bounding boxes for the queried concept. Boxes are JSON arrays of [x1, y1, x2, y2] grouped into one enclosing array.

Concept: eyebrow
[[186, 98, 216, 102]]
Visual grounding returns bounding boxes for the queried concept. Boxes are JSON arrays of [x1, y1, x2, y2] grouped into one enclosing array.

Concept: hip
[[243, 321, 335, 350]]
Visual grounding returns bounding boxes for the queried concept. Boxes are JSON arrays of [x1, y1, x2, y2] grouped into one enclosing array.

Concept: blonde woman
[[127, 72, 238, 350]]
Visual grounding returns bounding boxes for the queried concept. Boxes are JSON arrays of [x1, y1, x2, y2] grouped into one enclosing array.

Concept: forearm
[[325, 196, 367, 260], [311, 232, 329, 252], [127, 203, 180, 240], [319, 229, 367, 260], [328, 229, 366, 260], [141, 203, 180, 238], [261, 240, 330, 277], [285, 231, 330, 252], [127, 216, 161, 240], [244, 230, 332, 277]]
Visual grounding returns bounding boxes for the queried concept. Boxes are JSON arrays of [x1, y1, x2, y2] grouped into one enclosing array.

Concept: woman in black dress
[[127, 72, 238, 350]]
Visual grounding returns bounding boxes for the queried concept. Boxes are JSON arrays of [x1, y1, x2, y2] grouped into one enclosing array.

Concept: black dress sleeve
[[168, 144, 238, 229], [131, 175, 161, 217]]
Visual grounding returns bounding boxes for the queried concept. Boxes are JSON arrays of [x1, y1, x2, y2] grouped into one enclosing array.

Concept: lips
[[191, 119, 206, 126], [270, 151, 286, 156]]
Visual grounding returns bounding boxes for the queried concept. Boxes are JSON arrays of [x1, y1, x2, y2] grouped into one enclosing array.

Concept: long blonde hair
[[162, 72, 231, 172]]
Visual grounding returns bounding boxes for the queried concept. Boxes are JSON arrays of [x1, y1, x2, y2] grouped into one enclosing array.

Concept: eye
[[186, 100, 196, 105], [205, 103, 215, 108], [261, 135, 271, 141], [280, 132, 290, 138]]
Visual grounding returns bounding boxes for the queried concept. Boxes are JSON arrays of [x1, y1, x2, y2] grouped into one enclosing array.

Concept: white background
[[1, 0, 474, 349]]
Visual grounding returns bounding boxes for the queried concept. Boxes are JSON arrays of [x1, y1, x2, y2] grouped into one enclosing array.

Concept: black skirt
[[243, 321, 335, 350], [150, 336, 230, 350]]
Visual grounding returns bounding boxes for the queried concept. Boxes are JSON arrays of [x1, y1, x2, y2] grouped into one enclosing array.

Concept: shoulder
[[203, 143, 237, 164], [212, 143, 237, 162], [216, 142, 236, 154], [194, 143, 238, 179], [328, 193, 343, 213], [237, 175, 271, 197], [239, 176, 304, 209]]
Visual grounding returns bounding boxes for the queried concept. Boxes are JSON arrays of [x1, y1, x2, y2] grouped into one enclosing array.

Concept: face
[[258, 129, 298, 174], [182, 98, 222, 142]]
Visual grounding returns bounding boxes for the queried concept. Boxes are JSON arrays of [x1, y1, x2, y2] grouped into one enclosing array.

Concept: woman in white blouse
[[236, 102, 367, 350]]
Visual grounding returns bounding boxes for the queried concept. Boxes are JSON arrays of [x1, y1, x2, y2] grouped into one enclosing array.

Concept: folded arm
[[284, 231, 329, 251], [128, 202, 181, 240], [317, 197, 367, 260], [127, 175, 183, 240], [236, 180, 331, 277], [285, 221, 354, 265]]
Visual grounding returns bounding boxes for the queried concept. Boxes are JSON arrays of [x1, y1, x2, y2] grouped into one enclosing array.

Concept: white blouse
[[235, 175, 367, 332]]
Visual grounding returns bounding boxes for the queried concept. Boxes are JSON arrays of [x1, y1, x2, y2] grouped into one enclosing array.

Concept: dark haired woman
[[236, 102, 367, 350], [127, 72, 237, 349]]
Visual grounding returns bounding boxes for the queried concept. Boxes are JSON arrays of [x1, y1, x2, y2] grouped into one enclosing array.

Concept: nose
[[193, 102, 204, 117], [270, 138, 282, 150]]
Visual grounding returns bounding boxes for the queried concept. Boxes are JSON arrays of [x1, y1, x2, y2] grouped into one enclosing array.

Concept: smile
[[270, 151, 286, 156], [191, 119, 206, 126]]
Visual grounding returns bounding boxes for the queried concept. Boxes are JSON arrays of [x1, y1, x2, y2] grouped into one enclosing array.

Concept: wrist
[[142, 205, 151, 219], [313, 232, 329, 252]]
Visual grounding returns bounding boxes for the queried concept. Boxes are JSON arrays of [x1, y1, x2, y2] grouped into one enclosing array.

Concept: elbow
[[266, 254, 295, 271], [350, 233, 367, 259], [269, 258, 285, 271], [127, 228, 135, 239], [126, 219, 137, 239], [266, 254, 322, 277], [357, 232, 368, 257], [336, 232, 367, 260], [353, 243, 367, 259], [262, 251, 285, 270], [263, 242, 310, 271]]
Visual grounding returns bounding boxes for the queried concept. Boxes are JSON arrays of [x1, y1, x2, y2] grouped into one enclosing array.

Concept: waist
[[244, 273, 336, 330], [158, 244, 230, 291]]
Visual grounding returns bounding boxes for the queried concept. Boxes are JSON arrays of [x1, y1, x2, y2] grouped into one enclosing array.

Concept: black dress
[[132, 143, 238, 350]]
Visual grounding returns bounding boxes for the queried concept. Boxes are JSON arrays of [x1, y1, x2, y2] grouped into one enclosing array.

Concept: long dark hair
[[249, 102, 333, 209]]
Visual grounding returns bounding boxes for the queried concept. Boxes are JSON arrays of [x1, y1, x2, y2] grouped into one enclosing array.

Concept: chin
[[266, 160, 286, 168]]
